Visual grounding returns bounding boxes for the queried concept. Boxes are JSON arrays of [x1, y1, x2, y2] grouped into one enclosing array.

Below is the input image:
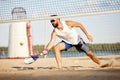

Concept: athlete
[[42, 15, 102, 69]]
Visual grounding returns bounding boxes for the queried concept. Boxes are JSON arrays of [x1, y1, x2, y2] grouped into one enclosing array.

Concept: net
[[11, 7, 26, 19], [0, 0, 120, 23]]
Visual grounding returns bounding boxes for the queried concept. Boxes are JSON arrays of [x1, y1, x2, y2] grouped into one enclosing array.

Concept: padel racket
[[24, 53, 44, 64]]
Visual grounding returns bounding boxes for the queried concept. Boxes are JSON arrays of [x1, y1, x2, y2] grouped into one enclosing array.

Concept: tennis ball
[[74, 60, 79, 64], [20, 42, 24, 46]]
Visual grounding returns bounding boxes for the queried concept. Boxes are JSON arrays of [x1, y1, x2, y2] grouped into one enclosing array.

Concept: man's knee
[[54, 43, 65, 52], [54, 45, 60, 51], [86, 51, 94, 57]]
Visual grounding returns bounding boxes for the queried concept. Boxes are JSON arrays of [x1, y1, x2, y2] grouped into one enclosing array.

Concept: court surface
[[0, 69, 120, 80]]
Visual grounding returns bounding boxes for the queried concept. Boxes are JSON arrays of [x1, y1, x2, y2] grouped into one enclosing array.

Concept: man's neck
[[57, 21, 63, 30]]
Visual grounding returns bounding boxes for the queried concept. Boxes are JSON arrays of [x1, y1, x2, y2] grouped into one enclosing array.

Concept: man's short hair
[[50, 15, 58, 17]]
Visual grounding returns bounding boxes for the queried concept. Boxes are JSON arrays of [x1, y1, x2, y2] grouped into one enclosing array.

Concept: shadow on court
[[12, 65, 95, 71], [0, 69, 120, 80]]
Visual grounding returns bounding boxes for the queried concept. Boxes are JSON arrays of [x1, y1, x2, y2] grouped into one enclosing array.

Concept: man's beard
[[53, 24, 58, 28]]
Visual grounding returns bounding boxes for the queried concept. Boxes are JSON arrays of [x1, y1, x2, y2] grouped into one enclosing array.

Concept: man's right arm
[[42, 29, 57, 54]]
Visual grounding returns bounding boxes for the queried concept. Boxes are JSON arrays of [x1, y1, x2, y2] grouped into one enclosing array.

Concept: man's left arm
[[66, 20, 93, 42]]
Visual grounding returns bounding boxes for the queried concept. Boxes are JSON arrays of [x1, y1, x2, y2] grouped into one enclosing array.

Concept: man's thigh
[[55, 41, 72, 51], [55, 42, 66, 51]]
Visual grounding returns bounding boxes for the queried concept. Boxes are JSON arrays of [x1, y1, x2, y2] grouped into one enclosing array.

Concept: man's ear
[[56, 18, 60, 22]]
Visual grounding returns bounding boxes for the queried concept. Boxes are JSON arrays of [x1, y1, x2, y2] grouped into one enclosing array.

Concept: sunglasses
[[50, 19, 55, 22]]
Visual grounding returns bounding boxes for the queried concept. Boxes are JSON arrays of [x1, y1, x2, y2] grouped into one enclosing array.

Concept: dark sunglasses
[[50, 19, 55, 22]]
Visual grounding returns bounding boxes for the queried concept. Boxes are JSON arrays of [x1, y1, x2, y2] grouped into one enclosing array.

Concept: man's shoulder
[[65, 20, 78, 24], [65, 20, 76, 22], [64, 20, 77, 27]]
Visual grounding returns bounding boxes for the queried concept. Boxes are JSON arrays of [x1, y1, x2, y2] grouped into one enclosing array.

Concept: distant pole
[[8, 7, 30, 58], [26, 21, 33, 56]]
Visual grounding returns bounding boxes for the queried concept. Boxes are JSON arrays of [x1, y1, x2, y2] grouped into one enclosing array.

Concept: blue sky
[[0, 13, 120, 47]]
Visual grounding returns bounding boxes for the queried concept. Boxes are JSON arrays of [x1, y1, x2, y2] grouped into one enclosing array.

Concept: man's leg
[[75, 40, 101, 65], [76, 41, 112, 67], [85, 51, 100, 65], [54, 43, 66, 69], [86, 51, 113, 67]]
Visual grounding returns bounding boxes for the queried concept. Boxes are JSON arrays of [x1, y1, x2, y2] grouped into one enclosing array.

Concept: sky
[[0, 0, 120, 22], [0, 13, 120, 47], [0, 0, 120, 47]]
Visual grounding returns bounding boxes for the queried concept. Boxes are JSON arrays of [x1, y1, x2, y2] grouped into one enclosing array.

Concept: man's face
[[50, 19, 58, 28]]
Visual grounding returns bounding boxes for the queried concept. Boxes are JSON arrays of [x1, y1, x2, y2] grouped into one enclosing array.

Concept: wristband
[[44, 48, 49, 52]]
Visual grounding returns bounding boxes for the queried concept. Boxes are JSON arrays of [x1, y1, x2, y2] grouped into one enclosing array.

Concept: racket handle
[[31, 54, 39, 60], [39, 53, 47, 58], [40, 53, 43, 56], [31, 53, 46, 60]]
